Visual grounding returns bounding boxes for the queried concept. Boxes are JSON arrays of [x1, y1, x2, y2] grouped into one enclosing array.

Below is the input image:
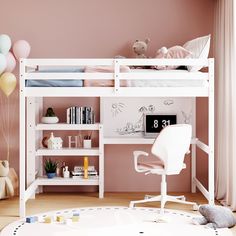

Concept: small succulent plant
[[45, 107, 56, 117], [44, 159, 58, 173]]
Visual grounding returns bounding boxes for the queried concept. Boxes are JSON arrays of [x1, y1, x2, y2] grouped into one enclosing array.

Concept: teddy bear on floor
[[0, 160, 9, 177], [0, 160, 14, 199], [132, 38, 150, 58], [192, 204, 236, 228]]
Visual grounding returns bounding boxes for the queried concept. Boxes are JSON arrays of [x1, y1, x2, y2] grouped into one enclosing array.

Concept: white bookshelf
[[26, 99, 104, 201]]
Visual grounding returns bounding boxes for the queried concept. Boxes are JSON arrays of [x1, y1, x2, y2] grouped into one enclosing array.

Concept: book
[[66, 106, 95, 124], [74, 165, 95, 172]]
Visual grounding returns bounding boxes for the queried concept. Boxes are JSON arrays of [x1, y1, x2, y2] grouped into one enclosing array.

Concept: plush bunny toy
[[192, 204, 236, 228]]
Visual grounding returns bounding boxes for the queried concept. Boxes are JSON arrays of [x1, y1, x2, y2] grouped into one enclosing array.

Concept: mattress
[[84, 69, 207, 87], [25, 66, 84, 87], [26, 68, 207, 87], [26, 79, 83, 87]]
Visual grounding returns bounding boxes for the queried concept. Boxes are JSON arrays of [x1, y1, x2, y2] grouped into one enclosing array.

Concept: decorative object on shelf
[[42, 136, 49, 148], [44, 159, 58, 179], [68, 136, 78, 148], [83, 139, 91, 149], [63, 166, 70, 178], [41, 107, 59, 124], [60, 161, 66, 177], [83, 131, 92, 149], [56, 165, 61, 177], [83, 157, 89, 179], [47, 132, 63, 149]]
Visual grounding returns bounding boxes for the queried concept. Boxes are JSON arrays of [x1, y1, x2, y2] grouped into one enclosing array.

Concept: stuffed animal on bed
[[154, 46, 192, 70], [192, 204, 236, 228], [132, 38, 150, 58]]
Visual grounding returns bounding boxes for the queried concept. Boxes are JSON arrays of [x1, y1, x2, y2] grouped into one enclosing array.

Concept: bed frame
[[19, 58, 214, 218]]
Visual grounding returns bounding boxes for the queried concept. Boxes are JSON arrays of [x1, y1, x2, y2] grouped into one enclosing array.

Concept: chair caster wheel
[[193, 204, 199, 211]]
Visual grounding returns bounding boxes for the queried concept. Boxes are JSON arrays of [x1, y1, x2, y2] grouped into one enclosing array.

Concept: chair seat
[[137, 160, 164, 173], [137, 160, 186, 174]]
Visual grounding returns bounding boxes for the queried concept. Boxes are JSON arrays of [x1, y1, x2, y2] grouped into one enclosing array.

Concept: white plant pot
[[41, 116, 59, 124]]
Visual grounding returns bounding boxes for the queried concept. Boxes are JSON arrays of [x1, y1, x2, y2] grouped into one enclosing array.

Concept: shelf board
[[35, 147, 99, 156], [36, 123, 100, 131], [36, 176, 99, 186]]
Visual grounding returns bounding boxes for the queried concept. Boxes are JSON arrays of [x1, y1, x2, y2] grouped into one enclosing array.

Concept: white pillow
[[183, 35, 211, 72]]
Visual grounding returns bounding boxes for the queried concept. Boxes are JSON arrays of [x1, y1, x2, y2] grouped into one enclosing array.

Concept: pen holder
[[83, 139, 92, 149]]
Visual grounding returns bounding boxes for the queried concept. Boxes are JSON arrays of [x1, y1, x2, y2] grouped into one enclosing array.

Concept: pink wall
[[0, 0, 214, 192]]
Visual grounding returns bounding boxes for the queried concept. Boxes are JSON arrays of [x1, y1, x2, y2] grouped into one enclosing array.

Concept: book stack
[[66, 106, 95, 124], [72, 166, 98, 179]]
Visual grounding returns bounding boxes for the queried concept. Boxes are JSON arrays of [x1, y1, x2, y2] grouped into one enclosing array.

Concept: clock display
[[145, 114, 177, 133]]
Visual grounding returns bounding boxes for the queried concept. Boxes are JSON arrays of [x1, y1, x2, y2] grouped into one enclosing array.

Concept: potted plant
[[41, 107, 59, 124], [44, 159, 58, 178]]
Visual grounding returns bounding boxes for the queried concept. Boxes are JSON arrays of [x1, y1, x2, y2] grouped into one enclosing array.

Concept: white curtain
[[215, 0, 236, 210]]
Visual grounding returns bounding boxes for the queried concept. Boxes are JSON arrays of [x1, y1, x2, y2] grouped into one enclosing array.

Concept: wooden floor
[[0, 192, 235, 234]]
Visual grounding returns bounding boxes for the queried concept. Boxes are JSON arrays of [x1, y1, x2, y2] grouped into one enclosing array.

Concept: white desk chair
[[129, 124, 197, 213]]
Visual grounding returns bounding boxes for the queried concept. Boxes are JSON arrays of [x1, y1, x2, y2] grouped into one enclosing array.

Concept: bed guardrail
[[20, 58, 213, 97]]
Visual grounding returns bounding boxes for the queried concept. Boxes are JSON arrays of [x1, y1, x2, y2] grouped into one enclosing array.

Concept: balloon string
[[7, 96, 10, 162], [0, 94, 8, 147]]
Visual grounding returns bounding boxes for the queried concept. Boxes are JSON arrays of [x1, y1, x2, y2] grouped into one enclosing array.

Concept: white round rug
[[1, 207, 232, 236]]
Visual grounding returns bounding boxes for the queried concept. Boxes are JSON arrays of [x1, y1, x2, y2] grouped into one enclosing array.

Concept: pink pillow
[[155, 46, 192, 70]]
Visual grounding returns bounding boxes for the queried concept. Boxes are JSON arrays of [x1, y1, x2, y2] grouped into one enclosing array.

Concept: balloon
[[5, 52, 16, 72], [0, 34, 11, 55], [0, 72, 16, 97], [0, 53, 7, 74], [13, 40, 31, 61]]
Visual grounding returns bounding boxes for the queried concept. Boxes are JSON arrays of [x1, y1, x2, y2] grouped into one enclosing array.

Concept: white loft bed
[[19, 58, 214, 218]]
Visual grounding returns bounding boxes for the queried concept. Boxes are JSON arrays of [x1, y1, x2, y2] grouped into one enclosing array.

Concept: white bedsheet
[[128, 69, 207, 87]]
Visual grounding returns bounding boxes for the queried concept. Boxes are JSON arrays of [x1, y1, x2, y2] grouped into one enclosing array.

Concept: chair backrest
[[151, 124, 192, 175]]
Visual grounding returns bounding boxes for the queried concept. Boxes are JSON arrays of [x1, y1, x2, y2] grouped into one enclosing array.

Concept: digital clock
[[144, 114, 177, 138]]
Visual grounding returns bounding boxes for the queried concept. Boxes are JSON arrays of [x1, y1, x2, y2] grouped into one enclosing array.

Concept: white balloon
[[0, 34, 12, 55], [0, 53, 7, 74]]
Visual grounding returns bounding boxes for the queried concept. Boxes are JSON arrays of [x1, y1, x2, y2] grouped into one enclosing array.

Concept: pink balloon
[[5, 52, 16, 72], [13, 40, 31, 61]]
